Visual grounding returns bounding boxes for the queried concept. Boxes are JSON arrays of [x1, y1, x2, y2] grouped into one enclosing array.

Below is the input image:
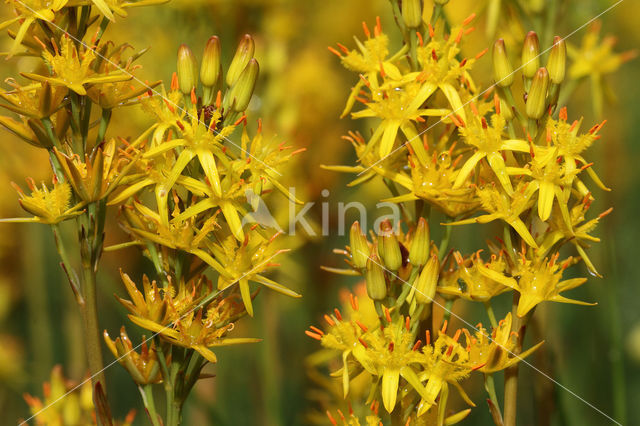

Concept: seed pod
[[378, 219, 402, 271], [526, 67, 549, 120], [350, 221, 370, 269], [227, 58, 259, 113], [365, 250, 387, 300], [521, 31, 540, 79], [200, 36, 222, 89], [409, 217, 430, 266], [415, 255, 439, 304], [547, 36, 566, 84], [492, 39, 514, 87], [402, 0, 422, 29], [177, 44, 198, 96], [227, 34, 255, 87]]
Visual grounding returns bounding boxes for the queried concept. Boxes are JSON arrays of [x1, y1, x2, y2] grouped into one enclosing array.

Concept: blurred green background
[[0, 0, 638, 424]]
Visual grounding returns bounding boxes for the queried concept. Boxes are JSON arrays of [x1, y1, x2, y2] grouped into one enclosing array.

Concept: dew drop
[[437, 152, 451, 168]]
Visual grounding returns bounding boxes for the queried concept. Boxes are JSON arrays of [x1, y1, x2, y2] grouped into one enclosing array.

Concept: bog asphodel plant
[[0, 1, 301, 425], [310, 1, 624, 425]]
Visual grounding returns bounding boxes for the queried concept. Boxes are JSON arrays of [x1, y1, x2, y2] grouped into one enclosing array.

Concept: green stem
[[441, 299, 454, 327], [80, 250, 107, 399], [140, 385, 162, 426], [96, 108, 112, 145], [485, 374, 504, 425], [438, 221, 452, 261], [485, 301, 498, 328], [503, 293, 529, 426]]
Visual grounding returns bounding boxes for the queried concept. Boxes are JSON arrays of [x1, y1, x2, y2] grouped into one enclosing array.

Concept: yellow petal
[[239, 278, 253, 316], [220, 201, 244, 241], [537, 180, 555, 221], [379, 120, 401, 158], [381, 368, 400, 413], [486, 151, 513, 195]]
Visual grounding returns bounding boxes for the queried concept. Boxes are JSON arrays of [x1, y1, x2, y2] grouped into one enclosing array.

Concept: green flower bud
[[409, 217, 430, 266], [200, 36, 222, 89], [547, 36, 566, 84], [521, 31, 540, 79], [492, 39, 514, 87], [526, 67, 549, 120], [378, 219, 402, 271], [227, 34, 255, 87], [350, 221, 370, 269], [365, 250, 387, 301], [226, 58, 259, 113], [177, 44, 198, 96], [402, 0, 422, 29], [415, 254, 439, 305]]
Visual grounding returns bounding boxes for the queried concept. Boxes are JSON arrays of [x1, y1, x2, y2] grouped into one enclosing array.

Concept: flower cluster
[[310, 1, 620, 424]]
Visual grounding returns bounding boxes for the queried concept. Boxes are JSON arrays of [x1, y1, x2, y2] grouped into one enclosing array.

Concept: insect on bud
[[409, 217, 430, 266], [492, 39, 514, 87], [521, 31, 540, 80], [526, 67, 549, 120], [227, 58, 259, 113], [415, 255, 439, 305], [177, 44, 198, 96], [350, 221, 370, 269], [378, 219, 402, 271], [402, 0, 422, 29], [227, 34, 255, 87], [365, 250, 387, 301], [547, 36, 566, 84]]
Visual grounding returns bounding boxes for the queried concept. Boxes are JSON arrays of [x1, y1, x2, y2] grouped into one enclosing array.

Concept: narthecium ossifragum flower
[[309, 1, 620, 423]]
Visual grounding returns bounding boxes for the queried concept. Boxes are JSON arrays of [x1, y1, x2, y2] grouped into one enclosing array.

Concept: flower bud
[[200, 36, 222, 89], [492, 39, 514, 87], [227, 58, 259, 113], [177, 44, 198, 96], [350, 221, 370, 269], [521, 31, 540, 79], [526, 67, 549, 120], [434, 0, 449, 4], [226, 34, 255, 87], [409, 217, 430, 266], [402, 0, 422, 29], [547, 36, 566, 84], [415, 255, 439, 304], [378, 219, 402, 271], [365, 250, 387, 300]]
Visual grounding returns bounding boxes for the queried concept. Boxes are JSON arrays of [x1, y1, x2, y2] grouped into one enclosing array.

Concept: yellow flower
[[464, 313, 543, 373], [537, 197, 611, 276], [22, 36, 131, 96], [454, 111, 529, 195], [568, 21, 636, 80], [118, 201, 231, 277], [0, 0, 66, 57], [53, 139, 121, 202], [5, 178, 83, 224], [103, 327, 162, 385], [117, 272, 259, 364], [504, 253, 594, 317], [350, 78, 449, 158], [567, 21, 636, 116], [211, 231, 301, 316], [0, 109, 68, 149], [437, 250, 511, 302], [380, 146, 482, 218], [415, 329, 478, 416], [0, 80, 67, 119], [448, 181, 538, 248]]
